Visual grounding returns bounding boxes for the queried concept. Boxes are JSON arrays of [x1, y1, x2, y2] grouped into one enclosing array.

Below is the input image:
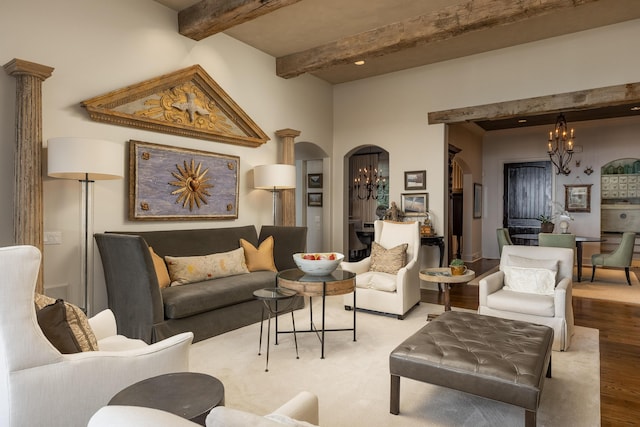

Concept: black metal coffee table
[[108, 372, 224, 425]]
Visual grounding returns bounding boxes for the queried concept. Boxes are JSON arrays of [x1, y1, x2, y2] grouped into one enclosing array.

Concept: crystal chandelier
[[353, 165, 386, 200], [547, 113, 575, 175]]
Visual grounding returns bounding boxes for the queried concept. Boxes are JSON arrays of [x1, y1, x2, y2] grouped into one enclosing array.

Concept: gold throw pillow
[[369, 241, 408, 274], [240, 236, 278, 272], [149, 246, 171, 289]]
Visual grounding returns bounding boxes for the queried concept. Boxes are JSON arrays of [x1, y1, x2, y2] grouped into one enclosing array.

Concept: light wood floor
[[420, 259, 640, 427]]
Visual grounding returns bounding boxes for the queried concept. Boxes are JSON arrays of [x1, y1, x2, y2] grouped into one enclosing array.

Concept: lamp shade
[[254, 164, 296, 190], [48, 137, 124, 180]]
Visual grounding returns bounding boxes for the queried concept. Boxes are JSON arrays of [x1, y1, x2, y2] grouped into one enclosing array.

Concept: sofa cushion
[[486, 289, 555, 317], [162, 271, 277, 319], [149, 246, 171, 288], [369, 241, 407, 274], [166, 248, 249, 286], [35, 293, 99, 351], [240, 236, 277, 272]]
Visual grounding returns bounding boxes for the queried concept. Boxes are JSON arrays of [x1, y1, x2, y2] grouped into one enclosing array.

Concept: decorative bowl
[[293, 252, 344, 276]]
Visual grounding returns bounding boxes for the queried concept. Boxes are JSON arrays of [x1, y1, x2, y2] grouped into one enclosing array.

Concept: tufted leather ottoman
[[390, 311, 553, 427]]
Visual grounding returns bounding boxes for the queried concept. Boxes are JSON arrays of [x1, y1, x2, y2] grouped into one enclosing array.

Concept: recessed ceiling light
[[354, 60, 365, 66]]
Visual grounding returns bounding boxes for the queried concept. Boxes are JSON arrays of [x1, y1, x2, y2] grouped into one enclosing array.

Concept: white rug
[[573, 267, 640, 304], [190, 298, 600, 427]]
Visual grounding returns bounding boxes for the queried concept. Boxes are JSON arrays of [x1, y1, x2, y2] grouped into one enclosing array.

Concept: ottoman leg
[[525, 409, 536, 427], [390, 374, 400, 415]]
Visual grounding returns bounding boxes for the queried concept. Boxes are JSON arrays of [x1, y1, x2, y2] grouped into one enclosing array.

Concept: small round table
[[419, 267, 475, 314], [253, 287, 300, 372], [108, 372, 224, 426]]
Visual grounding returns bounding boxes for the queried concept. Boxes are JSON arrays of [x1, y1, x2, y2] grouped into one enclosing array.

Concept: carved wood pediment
[[81, 65, 269, 147]]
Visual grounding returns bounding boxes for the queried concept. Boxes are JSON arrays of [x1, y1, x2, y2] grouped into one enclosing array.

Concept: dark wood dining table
[[511, 234, 604, 282]]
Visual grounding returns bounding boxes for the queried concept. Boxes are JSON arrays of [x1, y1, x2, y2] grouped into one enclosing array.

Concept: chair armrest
[[554, 277, 571, 318], [88, 309, 118, 341], [340, 257, 371, 275], [270, 391, 319, 425], [478, 271, 505, 306], [89, 406, 199, 427]]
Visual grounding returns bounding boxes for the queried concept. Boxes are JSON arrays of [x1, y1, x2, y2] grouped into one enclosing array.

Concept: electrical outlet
[[44, 231, 62, 245]]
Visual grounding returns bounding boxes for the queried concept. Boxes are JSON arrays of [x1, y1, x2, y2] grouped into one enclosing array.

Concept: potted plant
[[449, 258, 467, 276], [537, 214, 555, 233]]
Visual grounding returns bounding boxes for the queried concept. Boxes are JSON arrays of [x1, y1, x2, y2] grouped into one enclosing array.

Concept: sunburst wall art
[[129, 140, 239, 220]]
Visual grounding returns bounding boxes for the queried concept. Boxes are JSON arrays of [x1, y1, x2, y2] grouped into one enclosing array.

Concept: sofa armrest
[[478, 270, 505, 307], [554, 277, 571, 318], [88, 309, 117, 341]]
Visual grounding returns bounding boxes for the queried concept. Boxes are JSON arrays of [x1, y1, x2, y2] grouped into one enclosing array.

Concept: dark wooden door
[[503, 161, 552, 243]]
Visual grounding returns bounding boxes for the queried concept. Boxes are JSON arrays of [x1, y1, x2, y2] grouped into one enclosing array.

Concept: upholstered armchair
[[340, 220, 421, 319], [89, 391, 319, 427], [591, 231, 637, 285], [496, 228, 513, 256], [478, 245, 575, 351], [0, 246, 193, 427]]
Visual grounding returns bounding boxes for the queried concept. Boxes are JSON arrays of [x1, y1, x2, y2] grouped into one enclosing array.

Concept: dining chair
[[591, 232, 636, 285], [496, 228, 513, 256], [538, 233, 576, 249]]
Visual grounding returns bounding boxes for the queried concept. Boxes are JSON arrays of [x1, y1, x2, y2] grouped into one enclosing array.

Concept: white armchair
[[89, 391, 319, 427], [340, 220, 421, 319], [0, 245, 193, 427], [478, 245, 575, 351]]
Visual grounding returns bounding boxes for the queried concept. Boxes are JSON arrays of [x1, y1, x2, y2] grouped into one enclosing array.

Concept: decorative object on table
[[307, 173, 323, 189], [473, 183, 482, 218], [420, 212, 434, 236], [375, 204, 388, 219], [129, 140, 239, 221], [81, 65, 269, 147], [404, 170, 426, 190], [449, 258, 467, 276], [254, 163, 296, 225], [386, 201, 400, 221], [293, 252, 344, 276], [564, 184, 592, 213], [537, 215, 555, 233], [546, 113, 575, 175], [400, 193, 428, 216], [48, 137, 124, 314], [307, 193, 323, 207]]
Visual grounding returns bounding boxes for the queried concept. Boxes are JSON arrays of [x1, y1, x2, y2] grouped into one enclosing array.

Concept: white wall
[[333, 18, 640, 262], [483, 116, 640, 260], [0, 0, 333, 312]]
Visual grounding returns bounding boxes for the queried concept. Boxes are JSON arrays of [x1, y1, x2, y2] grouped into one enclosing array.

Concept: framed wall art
[[404, 170, 426, 190], [308, 193, 323, 207], [401, 193, 428, 216], [473, 183, 483, 218], [308, 173, 323, 189], [564, 184, 592, 212], [129, 140, 239, 220]]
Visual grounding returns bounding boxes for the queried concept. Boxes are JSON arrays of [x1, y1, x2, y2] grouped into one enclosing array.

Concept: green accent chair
[[496, 228, 513, 256], [591, 232, 636, 286], [538, 233, 576, 249]]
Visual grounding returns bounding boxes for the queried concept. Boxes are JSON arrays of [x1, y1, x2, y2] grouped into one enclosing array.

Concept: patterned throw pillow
[[240, 236, 277, 272], [165, 247, 250, 286], [369, 241, 408, 274], [34, 293, 99, 351], [36, 299, 83, 353]]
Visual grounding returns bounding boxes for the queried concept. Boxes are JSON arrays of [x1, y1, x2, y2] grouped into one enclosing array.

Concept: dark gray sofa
[[94, 225, 307, 344]]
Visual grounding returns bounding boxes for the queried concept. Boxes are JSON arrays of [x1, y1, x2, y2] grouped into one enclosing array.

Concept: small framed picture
[[307, 173, 323, 189], [564, 184, 592, 212], [473, 183, 482, 218], [404, 170, 426, 190], [401, 193, 428, 216], [307, 193, 323, 207]]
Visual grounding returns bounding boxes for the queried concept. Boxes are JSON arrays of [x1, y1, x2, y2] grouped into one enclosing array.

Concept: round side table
[[108, 372, 224, 426], [419, 267, 475, 316]]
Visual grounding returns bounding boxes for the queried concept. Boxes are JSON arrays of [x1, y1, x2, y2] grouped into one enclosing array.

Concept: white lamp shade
[[48, 137, 124, 180], [254, 164, 296, 190]]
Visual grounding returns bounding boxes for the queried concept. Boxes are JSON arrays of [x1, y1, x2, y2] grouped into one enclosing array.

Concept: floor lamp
[[48, 137, 124, 315], [254, 164, 296, 225]]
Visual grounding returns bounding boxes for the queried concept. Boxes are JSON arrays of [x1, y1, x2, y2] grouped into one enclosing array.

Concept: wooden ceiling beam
[[179, 0, 302, 41], [276, 0, 599, 79]]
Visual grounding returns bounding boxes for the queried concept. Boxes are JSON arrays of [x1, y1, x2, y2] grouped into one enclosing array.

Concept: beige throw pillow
[[149, 246, 171, 289], [503, 266, 556, 295], [369, 241, 408, 274], [240, 236, 277, 272], [34, 293, 99, 351], [165, 247, 249, 286]]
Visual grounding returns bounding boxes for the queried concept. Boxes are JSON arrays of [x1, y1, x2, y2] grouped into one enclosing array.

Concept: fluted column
[[275, 128, 300, 227], [4, 58, 54, 294]]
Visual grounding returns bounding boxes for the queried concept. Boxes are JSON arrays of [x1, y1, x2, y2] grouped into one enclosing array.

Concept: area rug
[[189, 297, 600, 426], [573, 267, 640, 304]]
